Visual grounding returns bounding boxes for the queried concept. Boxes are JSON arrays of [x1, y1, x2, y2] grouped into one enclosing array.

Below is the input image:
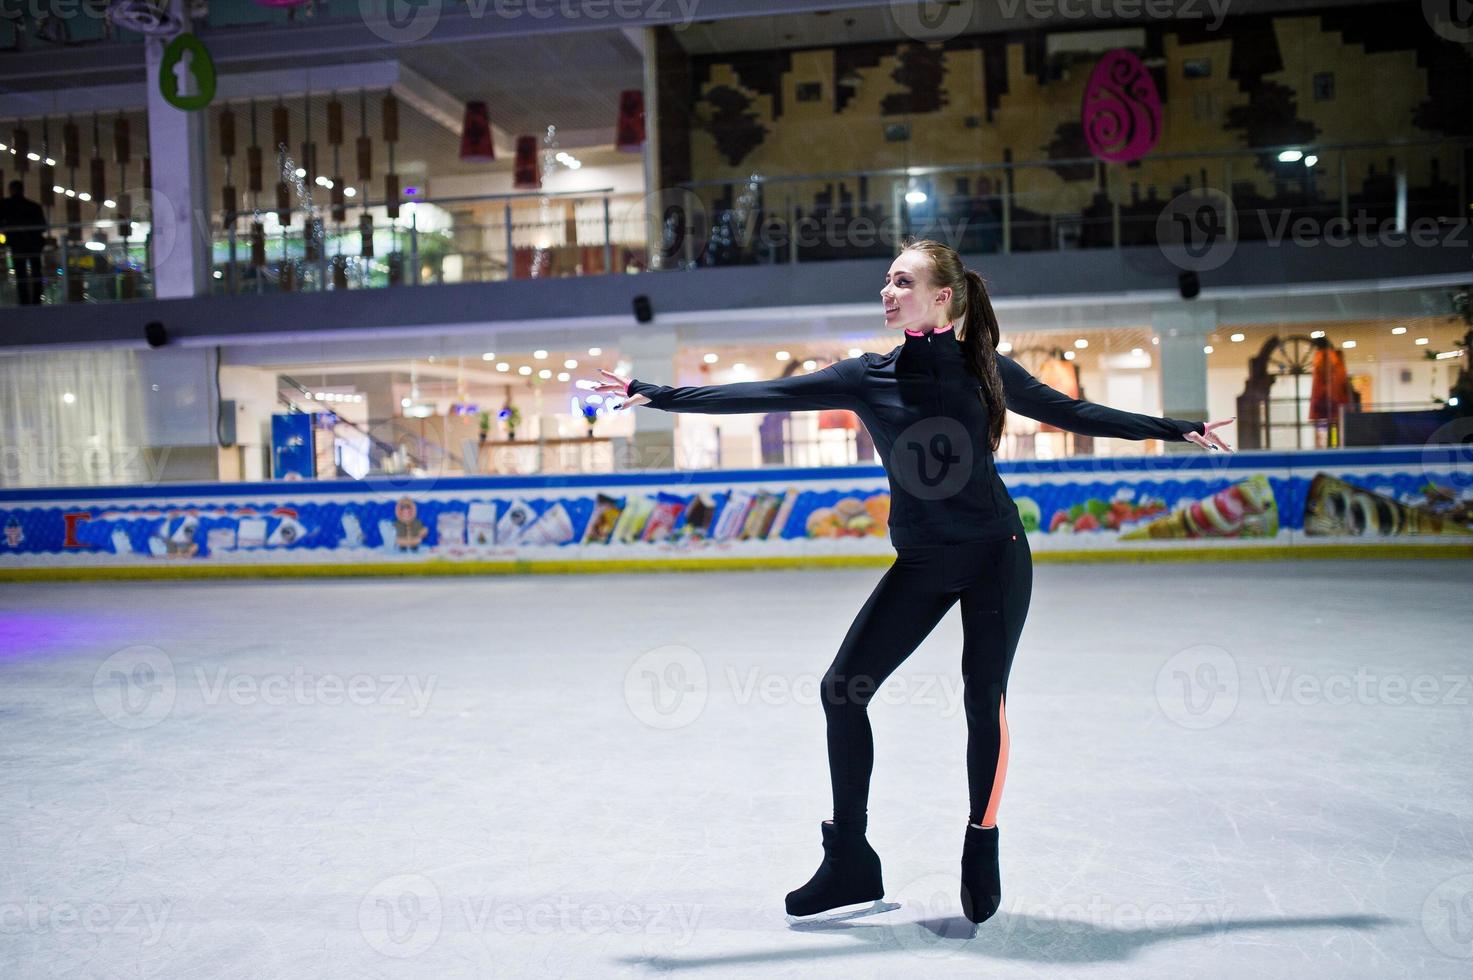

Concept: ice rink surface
[[2, 558, 1471, 979]]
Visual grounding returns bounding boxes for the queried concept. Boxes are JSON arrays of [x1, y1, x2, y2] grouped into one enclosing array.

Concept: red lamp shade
[[459, 101, 495, 163], [513, 135, 541, 190], [616, 89, 646, 152]]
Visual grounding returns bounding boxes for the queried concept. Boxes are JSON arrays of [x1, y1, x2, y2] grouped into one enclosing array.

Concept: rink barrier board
[[1, 445, 1468, 576], [2, 541, 1468, 582]]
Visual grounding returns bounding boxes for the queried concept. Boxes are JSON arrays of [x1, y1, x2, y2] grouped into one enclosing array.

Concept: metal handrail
[[678, 137, 1473, 189]]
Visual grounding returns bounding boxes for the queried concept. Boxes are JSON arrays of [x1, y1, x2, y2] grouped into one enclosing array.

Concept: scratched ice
[[1, 559, 1469, 978]]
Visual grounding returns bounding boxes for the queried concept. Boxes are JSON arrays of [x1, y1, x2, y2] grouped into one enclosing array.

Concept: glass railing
[[206, 188, 648, 295], [0, 220, 154, 306], [672, 138, 1470, 268], [3, 138, 1465, 308]]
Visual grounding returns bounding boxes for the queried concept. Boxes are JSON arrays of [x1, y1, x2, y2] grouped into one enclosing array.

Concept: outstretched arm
[[597, 359, 866, 415], [997, 355, 1204, 442]]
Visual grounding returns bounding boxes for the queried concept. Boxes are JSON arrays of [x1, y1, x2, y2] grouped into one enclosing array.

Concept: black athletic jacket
[[626, 327, 1206, 547]]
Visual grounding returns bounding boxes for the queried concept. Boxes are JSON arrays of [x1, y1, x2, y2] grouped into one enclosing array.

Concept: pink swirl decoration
[[1081, 49, 1161, 163]]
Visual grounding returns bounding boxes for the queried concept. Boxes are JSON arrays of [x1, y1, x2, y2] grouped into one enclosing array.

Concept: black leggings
[[821, 533, 1033, 829]]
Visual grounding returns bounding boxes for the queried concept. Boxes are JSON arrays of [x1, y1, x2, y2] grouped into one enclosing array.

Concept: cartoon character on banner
[[392, 497, 428, 552]]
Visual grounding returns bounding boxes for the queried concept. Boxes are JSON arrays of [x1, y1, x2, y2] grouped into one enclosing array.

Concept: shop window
[[796, 82, 822, 102], [1313, 72, 1334, 101], [1183, 58, 1211, 78], [884, 122, 910, 143]]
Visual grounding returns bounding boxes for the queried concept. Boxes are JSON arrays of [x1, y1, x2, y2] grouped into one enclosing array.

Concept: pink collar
[[904, 322, 955, 337]]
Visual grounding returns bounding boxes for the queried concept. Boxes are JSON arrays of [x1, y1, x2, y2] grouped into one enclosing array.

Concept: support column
[[620, 326, 677, 471], [144, 0, 211, 298], [1152, 301, 1215, 453]]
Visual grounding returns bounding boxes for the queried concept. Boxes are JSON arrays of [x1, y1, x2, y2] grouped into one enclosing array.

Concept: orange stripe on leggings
[[980, 693, 1009, 828]]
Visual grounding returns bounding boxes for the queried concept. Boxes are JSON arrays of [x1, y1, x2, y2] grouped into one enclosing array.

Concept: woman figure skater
[[588, 239, 1235, 926]]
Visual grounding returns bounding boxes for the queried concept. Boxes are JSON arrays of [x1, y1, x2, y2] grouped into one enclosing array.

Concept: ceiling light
[[534, 349, 547, 359], [1342, 340, 1357, 349], [775, 350, 790, 361], [1074, 338, 1088, 349], [588, 347, 602, 356], [518, 366, 532, 375], [563, 359, 577, 369], [1391, 327, 1406, 335], [1203, 345, 1214, 354], [803, 359, 817, 370], [1063, 350, 1076, 361], [703, 353, 718, 363]]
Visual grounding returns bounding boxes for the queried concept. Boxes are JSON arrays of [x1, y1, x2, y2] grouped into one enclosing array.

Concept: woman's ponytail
[[963, 269, 1007, 453]]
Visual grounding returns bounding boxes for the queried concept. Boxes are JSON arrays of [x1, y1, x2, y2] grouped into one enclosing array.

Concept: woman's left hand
[[1186, 418, 1235, 452]]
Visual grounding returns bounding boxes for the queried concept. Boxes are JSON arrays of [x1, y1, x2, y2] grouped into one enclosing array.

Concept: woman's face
[[881, 251, 952, 332]]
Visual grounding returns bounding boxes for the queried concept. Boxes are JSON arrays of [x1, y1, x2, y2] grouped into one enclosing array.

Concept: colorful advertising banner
[[0, 448, 1468, 575]]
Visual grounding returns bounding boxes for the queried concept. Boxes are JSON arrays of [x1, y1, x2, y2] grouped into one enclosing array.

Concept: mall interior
[[1, 0, 1467, 491], [4, 5, 1473, 977]]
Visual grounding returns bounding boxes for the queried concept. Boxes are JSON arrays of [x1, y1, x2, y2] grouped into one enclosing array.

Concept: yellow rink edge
[[2, 542, 1469, 582]]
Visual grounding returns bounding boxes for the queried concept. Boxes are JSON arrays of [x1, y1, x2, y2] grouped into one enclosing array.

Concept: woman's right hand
[[589, 368, 650, 409]]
